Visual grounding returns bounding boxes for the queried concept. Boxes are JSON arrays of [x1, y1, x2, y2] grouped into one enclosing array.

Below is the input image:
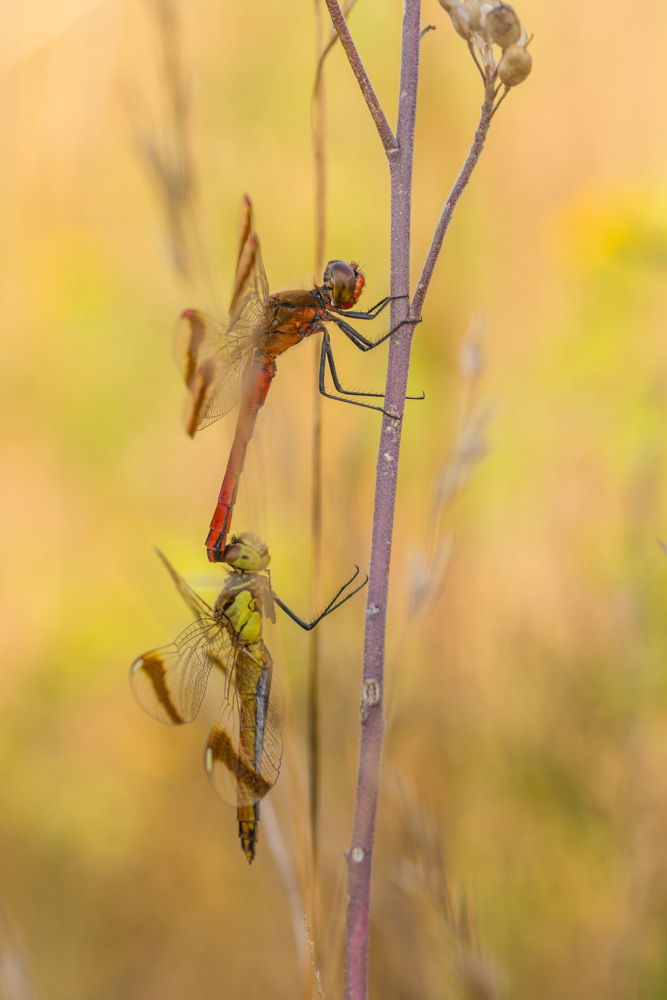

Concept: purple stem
[[323, 3, 495, 998], [413, 77, 495, 316], [333, 2, 421, 997]]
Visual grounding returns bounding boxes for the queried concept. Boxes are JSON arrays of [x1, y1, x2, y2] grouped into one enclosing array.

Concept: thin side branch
[[413, 76, 495, 316], [323, 0, 397, 153], [313, 0, 359, 101]]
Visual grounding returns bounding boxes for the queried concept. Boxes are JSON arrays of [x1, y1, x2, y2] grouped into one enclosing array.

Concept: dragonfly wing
[[184, 344, 249, 435], [130, 618, 225, 725], [174, 309, 225, 387], [230, 196, 269, 318], [154, 549, 214, 622], [176, 305, 276, 436], [175, 198, 270, 437], [204, 645, 284, 808]]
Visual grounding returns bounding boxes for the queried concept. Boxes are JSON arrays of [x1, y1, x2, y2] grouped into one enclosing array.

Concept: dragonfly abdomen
[[206, 354, 276, 562], [238, 803, 259, 864]]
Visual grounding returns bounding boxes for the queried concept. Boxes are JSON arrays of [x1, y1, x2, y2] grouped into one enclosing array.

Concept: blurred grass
[[1, 1, 667, 999]]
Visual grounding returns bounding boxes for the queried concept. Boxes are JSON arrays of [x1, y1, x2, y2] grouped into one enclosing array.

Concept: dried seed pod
[[485, 3, 522, 47], [439, 0, 472, 39], [463, 0, 484, 32], [497, 43, 532, 85]]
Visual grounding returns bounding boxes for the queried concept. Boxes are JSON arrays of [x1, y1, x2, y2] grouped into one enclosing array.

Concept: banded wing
[[229, 195, 269, 320], [204, 645, 284, 809], [130, 617, 226, 726], [174, 310, 250, 437], [175, 196, 271, 437]]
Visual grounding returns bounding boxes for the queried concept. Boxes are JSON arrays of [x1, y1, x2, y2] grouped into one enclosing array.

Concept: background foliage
[[2, 1, 667, 998]]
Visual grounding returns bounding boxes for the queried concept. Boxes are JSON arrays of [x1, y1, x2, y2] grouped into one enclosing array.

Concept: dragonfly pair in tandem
[[177, 195, 412, 563], [131, 534, 365, 863], [132, 197, 408, 861]]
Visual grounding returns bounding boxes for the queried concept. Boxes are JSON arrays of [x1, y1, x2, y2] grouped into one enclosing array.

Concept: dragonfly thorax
[[214, 588, 262, 645], [214, 569, 275, 628]]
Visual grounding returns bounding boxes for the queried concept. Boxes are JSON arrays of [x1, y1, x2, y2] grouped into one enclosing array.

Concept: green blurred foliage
[[1, 1, 667, 998]]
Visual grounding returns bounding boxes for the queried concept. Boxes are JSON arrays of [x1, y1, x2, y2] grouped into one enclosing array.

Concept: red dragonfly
[[177, 196, 406, 562]]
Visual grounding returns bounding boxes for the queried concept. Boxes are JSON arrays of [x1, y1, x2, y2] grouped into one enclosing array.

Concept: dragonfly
[[177, 195, 412, 563], [130, 532, 366, 863]]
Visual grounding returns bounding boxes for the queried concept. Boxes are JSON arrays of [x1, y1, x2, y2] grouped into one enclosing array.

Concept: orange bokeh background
[[2, 1, 667, 998]]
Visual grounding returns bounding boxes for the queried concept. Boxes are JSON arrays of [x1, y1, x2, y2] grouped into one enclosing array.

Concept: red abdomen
[[205, 353, 276, 562]]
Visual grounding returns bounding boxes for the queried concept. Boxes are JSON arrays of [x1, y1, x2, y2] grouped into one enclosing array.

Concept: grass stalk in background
[[323, 2, 526, 996], [128, 0, 198, 281], [309, 0, 359, 889], [308, 0, 328, 878], [308, 9, 360, 965], [0, 905, 44, 1000]]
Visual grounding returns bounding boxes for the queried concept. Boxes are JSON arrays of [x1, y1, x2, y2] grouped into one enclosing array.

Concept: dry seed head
[[438, 0, 473, 40], [498, 43, 532, 85], [463, 0, 484, 32], [485, 3, 522, 47]]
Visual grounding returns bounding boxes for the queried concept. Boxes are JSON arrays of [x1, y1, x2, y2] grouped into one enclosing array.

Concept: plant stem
[[413, 76, 495, 315], [324, 3, 496, 997], [342, 4, 420, 997], [323, 0, 396, 152], [308, 0, 329, 877]]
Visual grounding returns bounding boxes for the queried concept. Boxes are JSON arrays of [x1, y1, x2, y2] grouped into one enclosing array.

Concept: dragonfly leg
[[324, 328, 425, 406], [324, 334, 385, 398], [339, 293, 408, 321], [319, 335, 390, 415], [273, 565, 368, 631], [334, 314, 421, 352]]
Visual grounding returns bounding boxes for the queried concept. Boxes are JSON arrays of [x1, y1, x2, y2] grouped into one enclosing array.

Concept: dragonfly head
[[223, 533, 271, 572], [322, 260, 365, 310]]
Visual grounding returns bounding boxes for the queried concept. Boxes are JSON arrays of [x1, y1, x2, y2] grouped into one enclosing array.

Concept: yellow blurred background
[[2, 0, 667, 997]]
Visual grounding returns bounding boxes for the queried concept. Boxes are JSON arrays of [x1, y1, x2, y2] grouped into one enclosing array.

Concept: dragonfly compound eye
[[223, 538, 271, 572], [327, 261, 365, 309], [222, 543, 243, 565]]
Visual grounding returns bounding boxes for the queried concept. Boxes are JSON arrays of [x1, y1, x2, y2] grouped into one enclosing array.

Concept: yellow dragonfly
[[130, 533, 365, 863]]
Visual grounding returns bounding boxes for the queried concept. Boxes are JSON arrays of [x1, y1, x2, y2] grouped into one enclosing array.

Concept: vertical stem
[[344, 4, 421, 999]]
